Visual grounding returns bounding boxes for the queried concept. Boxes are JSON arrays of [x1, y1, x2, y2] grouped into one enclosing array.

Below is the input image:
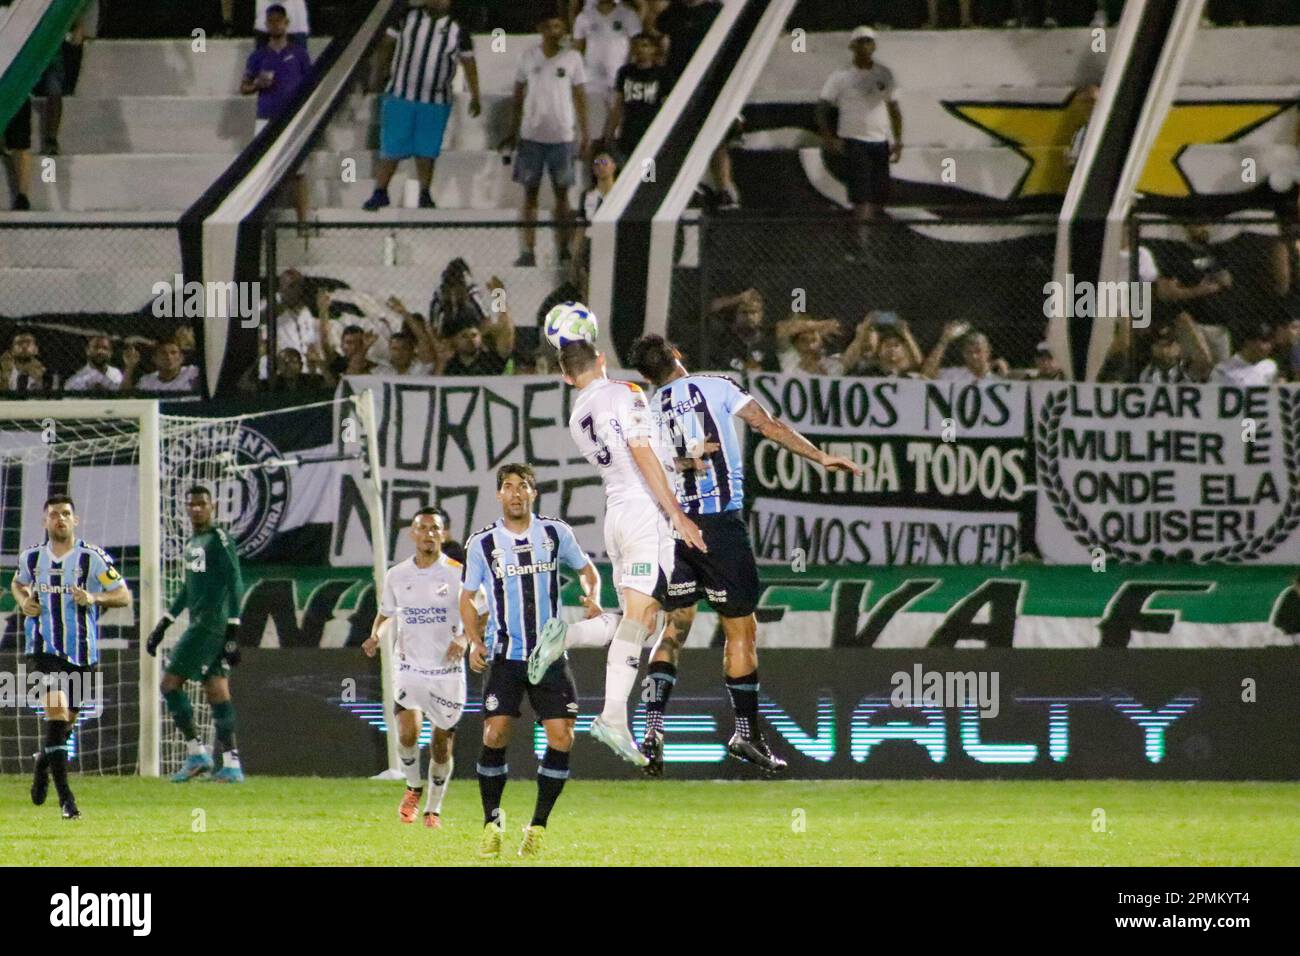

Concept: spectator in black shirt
[[657, 0, 720, 77], [605, 33, 669, 158], [272, 347, 330, 392], [442, 321, 510, 376], [706, 288, 778, 372]]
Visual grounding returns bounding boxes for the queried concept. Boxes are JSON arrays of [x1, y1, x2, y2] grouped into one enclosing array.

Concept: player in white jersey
[[364, 508, 473, 828], [527, 339, 706, 766]]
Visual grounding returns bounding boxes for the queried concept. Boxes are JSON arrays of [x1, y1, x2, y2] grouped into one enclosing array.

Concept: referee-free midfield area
[[3, 777, 1295, 866]]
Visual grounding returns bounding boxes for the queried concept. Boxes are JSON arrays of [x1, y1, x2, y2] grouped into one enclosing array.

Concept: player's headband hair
[[628, 334, 676, 384], [43, 494, 75, 513], [557, 341, 598, 377], [413, 506, 444, 522], [496, 462, 536, 491], [187, 485, 213, 500], [266, 3, 287, 16]]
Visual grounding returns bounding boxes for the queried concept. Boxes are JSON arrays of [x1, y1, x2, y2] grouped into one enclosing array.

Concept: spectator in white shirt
[[500, 14, 590, 267], [816, 27, 903, 231], [923, 322, 1009, 383], [1211, 323, 1280, 386], [573, 0, 643, 128], [65, 335, 139, 393], [134, 341, 200, 392]]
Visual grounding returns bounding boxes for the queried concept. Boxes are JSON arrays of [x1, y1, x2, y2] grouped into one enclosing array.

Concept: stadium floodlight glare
[[0, 394, 392, 778]]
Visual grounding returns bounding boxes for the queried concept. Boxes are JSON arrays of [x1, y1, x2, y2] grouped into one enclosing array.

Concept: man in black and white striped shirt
[[364, 0, 481, 211]]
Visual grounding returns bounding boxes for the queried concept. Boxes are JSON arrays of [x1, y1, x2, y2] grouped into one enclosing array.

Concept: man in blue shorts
[[364, 0, 481, 211], [499, 14, 590, 267]]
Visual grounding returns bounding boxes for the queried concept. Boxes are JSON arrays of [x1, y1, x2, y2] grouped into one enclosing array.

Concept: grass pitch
[[2, 776, 1296, 866]]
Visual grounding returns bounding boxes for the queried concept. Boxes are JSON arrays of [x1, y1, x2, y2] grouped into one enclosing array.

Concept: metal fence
[[261, 219, 578, 380], [1121, 212, 1300, 382], [683, 213, 1060, 376], [0, 222, 203, 397]]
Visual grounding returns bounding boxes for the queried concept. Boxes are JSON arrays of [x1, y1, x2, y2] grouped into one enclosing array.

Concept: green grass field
[[4, 776, 1297, 866]]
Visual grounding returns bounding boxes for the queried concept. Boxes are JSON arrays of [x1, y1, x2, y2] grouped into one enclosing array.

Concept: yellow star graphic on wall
[[945, 93, 1291, 199]]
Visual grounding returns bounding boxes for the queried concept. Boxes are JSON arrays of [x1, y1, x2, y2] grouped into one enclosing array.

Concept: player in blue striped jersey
[[459, 462, 620, 858], [9, 495, 132, 819], [629, 335, 860, 774]]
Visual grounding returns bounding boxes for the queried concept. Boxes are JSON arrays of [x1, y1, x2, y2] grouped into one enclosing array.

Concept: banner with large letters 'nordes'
[[335, 375, 610, 564], [746, 376, 1300, 566]]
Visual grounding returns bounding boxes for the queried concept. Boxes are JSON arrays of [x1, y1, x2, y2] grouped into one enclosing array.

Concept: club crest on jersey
[[485, 694, 499, 712]]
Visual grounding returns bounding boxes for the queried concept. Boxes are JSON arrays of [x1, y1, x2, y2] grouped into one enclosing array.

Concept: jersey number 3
[[580, 414, 612, 466]]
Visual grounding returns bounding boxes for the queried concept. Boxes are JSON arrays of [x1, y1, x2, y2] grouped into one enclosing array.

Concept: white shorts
[[603, 502, 673, 604], [394, 662, 466, 731]]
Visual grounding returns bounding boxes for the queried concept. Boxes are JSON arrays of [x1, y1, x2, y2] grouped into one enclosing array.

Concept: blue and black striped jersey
[[460, 515, 590, 662], [14, 540, 126, 666]]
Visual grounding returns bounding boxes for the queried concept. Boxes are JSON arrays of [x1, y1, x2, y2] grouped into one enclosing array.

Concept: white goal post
[[0, 392, 394, 778]]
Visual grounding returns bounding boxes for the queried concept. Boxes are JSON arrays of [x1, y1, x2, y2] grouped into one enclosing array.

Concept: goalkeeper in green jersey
[[146, 486, 246, 783]]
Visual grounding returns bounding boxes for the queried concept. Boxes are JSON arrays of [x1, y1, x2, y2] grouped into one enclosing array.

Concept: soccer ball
[[544, 301, 599, 350]]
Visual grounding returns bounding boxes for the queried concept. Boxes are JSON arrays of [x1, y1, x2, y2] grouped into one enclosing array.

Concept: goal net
[[0, 394, 389, 778]]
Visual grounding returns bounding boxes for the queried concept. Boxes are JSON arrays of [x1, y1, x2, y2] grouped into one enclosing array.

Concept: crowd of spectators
[[1, 326, 200, 395]]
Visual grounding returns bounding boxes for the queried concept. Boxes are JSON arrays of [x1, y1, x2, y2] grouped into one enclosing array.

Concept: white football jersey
[[379, 553, 467, 672], [569, 377, 671, 509]]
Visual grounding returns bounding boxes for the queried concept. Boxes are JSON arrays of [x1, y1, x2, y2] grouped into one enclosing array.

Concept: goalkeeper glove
[[223, 623, 242, 668], [145, 616, 173, 657]]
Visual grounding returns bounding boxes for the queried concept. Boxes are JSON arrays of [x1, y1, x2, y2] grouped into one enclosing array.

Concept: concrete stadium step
[[12, 154, 234, 212], [76, 38, 330, 97], [302, 150, 580, 211], [33, 97, 256, 155]]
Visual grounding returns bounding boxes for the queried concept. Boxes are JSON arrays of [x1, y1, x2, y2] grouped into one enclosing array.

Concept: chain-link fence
[[0, 223, 204, 397], [679, 213, 1059, 378], [1118, 212, 1300, 383], [258, 219, 577, 386]]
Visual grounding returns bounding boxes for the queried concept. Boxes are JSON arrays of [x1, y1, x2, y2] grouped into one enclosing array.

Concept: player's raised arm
[[736, 399, 862, 475]]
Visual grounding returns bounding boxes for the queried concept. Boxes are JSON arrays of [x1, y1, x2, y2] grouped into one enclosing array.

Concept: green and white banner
[[217, 563, 1300, 649]]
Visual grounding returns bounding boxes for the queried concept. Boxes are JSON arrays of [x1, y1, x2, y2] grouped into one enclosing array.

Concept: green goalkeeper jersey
[[169, 526, 243, 633]]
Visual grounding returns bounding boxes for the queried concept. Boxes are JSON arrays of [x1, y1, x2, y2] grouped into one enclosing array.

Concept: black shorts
[[482, 658, 578, 722], [664, 510, 761, 618], [4, 98, 32, 151], [25, 653, 99, 711], [844, 138, 891, 206]]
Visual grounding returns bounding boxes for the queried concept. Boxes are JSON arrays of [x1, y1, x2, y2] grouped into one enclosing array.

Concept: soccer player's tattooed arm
[[737, 400, 862, 475]]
